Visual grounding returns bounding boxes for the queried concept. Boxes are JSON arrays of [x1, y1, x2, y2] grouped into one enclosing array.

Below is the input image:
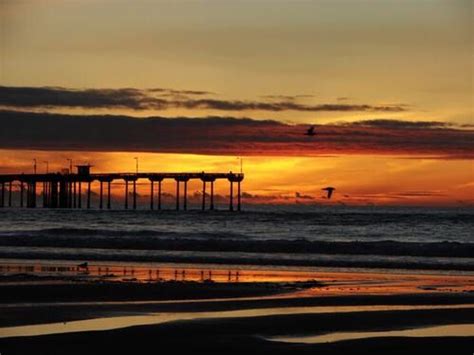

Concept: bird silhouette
[[304, 126, 316, 136], [322, 187, 336, 199]]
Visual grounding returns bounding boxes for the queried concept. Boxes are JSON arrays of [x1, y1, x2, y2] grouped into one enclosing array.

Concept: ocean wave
[[0, 233, 472, 258], [0, 246, 473, 271], [0, 208, 472, 271]]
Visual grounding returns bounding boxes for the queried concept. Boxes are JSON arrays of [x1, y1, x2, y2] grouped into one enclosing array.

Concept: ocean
[[0, 206, 472, 273]]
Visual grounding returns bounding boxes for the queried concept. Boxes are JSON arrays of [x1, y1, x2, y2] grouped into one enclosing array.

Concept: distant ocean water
[[0, 206, 472, 273]]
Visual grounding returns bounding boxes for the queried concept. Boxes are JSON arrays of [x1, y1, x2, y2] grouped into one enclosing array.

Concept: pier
[[0, 165, 244, 211]]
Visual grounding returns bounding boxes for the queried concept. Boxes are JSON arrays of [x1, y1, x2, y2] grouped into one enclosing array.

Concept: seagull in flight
[[304, 126, 316, 136], [322, 187, 336, 199]]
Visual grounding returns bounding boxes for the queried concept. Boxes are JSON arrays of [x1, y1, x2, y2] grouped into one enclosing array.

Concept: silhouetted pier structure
[[0, 165, 244, 211]]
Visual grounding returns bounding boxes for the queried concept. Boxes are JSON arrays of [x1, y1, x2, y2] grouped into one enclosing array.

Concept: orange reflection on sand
[[291, 272, 474, 297], [1, 261, 473, 298], [271, 323, 474, 344]]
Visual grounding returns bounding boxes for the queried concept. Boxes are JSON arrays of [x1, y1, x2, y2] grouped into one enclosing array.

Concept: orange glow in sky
[[1, 150, 472, 207]]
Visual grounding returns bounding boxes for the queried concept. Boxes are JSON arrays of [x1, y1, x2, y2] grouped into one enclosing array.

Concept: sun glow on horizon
[[1, 149, 472, 207]]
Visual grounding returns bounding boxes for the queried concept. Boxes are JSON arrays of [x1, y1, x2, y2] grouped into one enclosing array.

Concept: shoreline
[[1, 249, 473, 271], [2, 257, 474, 276]]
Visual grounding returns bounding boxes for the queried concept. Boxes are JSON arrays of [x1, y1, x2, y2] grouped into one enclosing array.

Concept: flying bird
[[304, 126, 316, 136], [322, 187, 336, 199]]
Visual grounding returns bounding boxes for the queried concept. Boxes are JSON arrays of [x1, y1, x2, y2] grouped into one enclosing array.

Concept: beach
[[0, 208, 472, 353], [0, 260, 473, 354]]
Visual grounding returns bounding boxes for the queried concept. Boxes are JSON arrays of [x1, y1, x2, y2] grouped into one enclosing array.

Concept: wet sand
[[271, 323, 474, 344], [1, 261, 473, 354], [1, 308, 473, 354]]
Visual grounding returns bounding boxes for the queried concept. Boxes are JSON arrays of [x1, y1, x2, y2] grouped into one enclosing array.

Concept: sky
[[0, 0, 473, 206]]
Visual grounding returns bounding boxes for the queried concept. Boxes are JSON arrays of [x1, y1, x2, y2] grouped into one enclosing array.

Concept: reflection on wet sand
[[271, 323, 474, 344], [1, 260, 474, 297], [1, 304, 474, 338], [2, 259, 474, 342]]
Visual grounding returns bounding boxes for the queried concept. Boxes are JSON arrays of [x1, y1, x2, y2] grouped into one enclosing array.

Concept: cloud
[[260, 94, 315, 101], [295, 192, 315, 199], [0, 110, 472, 158], [0, 86, 406, 112], [346, 119, 452, 129], [0, 86, 161, 110], [391, 190, 446, 197], [343, 190, 448, 202], [147, 88, 215, 96], [240, 192, 292, 202], [178, 100, 406, 112]]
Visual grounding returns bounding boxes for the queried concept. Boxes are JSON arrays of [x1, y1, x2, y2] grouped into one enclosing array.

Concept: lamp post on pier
[[134, 157, 139, 174], [237, 157, 243, 174], [67, 159, 73, 173]]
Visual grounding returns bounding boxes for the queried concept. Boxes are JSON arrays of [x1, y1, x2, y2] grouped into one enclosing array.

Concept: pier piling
[[20, 181, 24, 207], [175, 179, 180, 210], [124, 180, 129, 209], [132, 179, 137, 210], [201, 179, 206, 210], [78, 181, 82, 209], [99, 181, 104, 209], [210, 180, 215, 210], [107, 181, 111, 209], [183, 179, 188, 210], [0, 182, 4, 208], [158, 179, 162, 210], [8, 182, 12, 207], [229, 180, 234, 211], [87, 181, 91, 209], [150, 180, 154, 210]]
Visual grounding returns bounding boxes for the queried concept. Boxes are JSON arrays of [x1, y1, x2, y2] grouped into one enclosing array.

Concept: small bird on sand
[[77, 262, 88, 269], [322, 187, 336, 199], [304, 126, 316, 136]]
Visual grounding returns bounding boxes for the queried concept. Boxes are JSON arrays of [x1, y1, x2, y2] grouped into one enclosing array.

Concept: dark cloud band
[[0, 110, 471, 158], [0, 86, 406, 112]]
